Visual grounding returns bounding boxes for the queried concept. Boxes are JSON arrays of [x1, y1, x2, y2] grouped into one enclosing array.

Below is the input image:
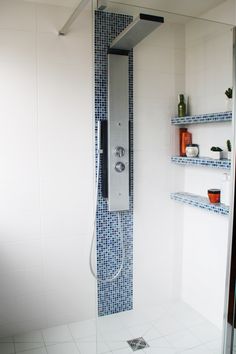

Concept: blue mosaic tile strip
[[171, 111, 232, 125], [171, 156, 231, 170], [95, 11, 133, 317], [171, 192, 229, 215]]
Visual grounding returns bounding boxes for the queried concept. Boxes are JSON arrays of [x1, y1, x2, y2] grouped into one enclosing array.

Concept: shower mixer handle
[[115, 162, 125, 173], [115, 146, 125, 158]]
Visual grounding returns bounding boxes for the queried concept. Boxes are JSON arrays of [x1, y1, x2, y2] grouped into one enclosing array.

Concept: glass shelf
[[171, 111, 232, 125], [171, 192, 229, 216], [171, 156, 231, 170]]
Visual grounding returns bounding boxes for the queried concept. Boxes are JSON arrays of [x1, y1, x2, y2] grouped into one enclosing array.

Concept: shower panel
[[106, 13, 164, 211], [107, 52, 129, 211]]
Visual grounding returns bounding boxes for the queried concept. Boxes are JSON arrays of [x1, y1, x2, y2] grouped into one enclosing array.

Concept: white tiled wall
[[133, 22, 186, 308], [182, 15, 233, 328], [0, 0, 95, 336], [133, 4, 233, 330]]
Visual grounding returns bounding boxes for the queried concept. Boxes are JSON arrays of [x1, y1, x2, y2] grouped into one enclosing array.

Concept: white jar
[[186, 144, 199, 158]]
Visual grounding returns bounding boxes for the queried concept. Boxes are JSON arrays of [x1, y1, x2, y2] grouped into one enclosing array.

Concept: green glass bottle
[[178, 94, 186, 117]]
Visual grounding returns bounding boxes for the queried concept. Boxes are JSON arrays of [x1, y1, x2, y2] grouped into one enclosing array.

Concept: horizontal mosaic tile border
[[171, 156, 231, 170], [171, 192, 229, 216], [171, 111, 232, 125]]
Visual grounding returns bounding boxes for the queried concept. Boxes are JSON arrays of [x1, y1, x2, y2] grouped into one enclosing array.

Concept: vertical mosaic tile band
[[95, 11, 133, 316]]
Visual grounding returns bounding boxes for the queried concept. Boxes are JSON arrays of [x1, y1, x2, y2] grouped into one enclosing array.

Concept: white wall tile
[[0, 30, 36, 62], [133, 22, 185, 310], [0, 0, 94, 336], [0, 342, 15, 354], [0, 240, 43, 271], [0, 0, 36, 31], [0, 268, 44, 298], [183, 13, 233, 328], [36, 4, 72, 34]]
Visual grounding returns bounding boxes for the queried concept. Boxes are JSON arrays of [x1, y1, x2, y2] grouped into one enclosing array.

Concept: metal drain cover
[[127, 337, 149, 351]]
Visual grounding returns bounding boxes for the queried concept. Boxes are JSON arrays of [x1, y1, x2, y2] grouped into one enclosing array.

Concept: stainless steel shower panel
[[110, 14, 164, 51], [108, 53, 129, 212]]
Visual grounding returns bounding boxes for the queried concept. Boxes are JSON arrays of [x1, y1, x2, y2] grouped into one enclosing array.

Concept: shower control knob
[[115, 146, 125, 158], [115, 162, 125, 173]]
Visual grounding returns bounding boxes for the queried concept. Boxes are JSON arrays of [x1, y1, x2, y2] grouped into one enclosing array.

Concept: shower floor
[[0, 301, 222, 354]]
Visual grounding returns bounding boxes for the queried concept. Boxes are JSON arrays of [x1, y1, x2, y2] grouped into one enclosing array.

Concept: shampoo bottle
[[178, 94, 186, 117], [179, 128, 192, 157]]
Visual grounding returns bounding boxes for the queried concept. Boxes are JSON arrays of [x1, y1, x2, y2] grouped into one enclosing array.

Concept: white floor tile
[[179, 344, 212, 354], [118, 310, 150, 327], [14, 330, 43, 343], [102, 328, 132, 351], [76, 336, 110, 354], [144, 348, 176, 354], [69, 319, 96, 339], [165, 329, 202, 350], [17, 348, 47, 354], [188, 322, 221, 343], [205, 338, 222, 352], [174, 309, 206, 328], [128, 323, 162, 341], [98, 315, 125, 334], [14, 329, 44, 352], [147, 337, 173, 349], [144, 336, 176, 354], [153, 315, 186, 336], [15, 341, 44, 353], [140, 305, 168, 322], [0, 300, 222, 354], [46, 342, 79, 354], [0, 342, 15, 354], [112, 348, 135, 353], [42, 325, 73, 344]]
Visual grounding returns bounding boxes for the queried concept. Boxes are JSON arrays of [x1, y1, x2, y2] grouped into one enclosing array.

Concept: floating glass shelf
[[171, 111, 232, 125], [171, 192, 229, 216], [171, 156, 231, 170]]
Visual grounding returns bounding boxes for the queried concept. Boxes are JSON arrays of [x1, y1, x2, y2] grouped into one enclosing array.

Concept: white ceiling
[[22, 0, 226, 15]]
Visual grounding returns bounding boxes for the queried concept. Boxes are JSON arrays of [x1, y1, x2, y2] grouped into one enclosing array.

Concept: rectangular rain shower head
[[109, 13, 164, 51]]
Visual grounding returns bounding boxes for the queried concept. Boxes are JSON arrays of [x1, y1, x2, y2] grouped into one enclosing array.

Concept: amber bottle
[[179, 128, 192, 157]]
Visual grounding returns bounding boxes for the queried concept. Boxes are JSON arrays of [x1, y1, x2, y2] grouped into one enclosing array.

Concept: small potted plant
[[225, 87, 233, 111], [210, 146, 223, 160], [227, 139, 232, 160]]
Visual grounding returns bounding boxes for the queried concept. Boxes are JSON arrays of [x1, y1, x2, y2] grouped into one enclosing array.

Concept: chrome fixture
[[110, 14, 164, 51], [97, 0, 108, 11], [58, 0, 90, 36], [107, 13, 164, 211]]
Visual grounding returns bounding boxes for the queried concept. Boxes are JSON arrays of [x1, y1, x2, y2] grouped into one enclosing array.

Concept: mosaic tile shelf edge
[[171, 111, 232, 125], [171, 156, 231, 170], [171, 192, 229, 216]]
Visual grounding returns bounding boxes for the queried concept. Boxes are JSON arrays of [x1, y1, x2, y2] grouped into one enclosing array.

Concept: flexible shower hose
[[89, 121, 125, 283]]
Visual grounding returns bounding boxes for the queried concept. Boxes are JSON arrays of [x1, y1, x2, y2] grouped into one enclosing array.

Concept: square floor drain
[[127, 337, 149, 351]]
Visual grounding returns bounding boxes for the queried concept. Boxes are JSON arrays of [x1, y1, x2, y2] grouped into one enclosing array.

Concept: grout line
[[67, 324, 82, 354], [13, 337, 16, 354]]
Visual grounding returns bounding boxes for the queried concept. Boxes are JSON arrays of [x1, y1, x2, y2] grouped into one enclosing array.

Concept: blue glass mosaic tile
[[171, 156, 231, 170], [95, 11, 133, 316], [171, 111, 232, 125], [171, 192, 229, 215]]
